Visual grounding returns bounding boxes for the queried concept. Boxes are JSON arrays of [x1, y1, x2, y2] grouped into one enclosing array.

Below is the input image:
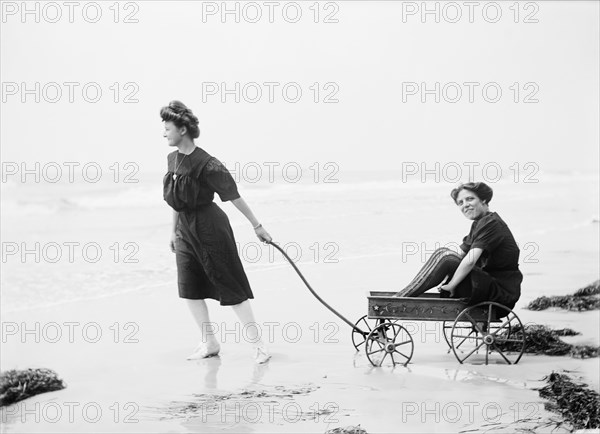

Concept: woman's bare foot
[[187, 342, 221, 360], [254, 345, 271, 364]]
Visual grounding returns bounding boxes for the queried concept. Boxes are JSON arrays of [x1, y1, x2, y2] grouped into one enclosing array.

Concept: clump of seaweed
[[537, 372, 600, 430], [0, 368, 66, 407], [574, 280, 600, 297], [570, 345, 600, 359], [157, 384, 323, 421], [496, 324, 599, 358], [326, 425, 368, 434], [496, 324, 570, 355], [553, 328, 579, 337], [527, 280, 600, 311]]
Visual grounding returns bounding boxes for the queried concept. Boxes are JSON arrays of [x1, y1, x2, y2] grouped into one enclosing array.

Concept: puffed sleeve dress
[[459, 212, 523, 310], [163, 147, 254, 305]]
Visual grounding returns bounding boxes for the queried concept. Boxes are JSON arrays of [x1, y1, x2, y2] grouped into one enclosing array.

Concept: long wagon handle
[[267, 240, 362, 332]]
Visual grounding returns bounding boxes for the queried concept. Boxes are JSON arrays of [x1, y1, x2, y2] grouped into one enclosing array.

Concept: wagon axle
[[482, 334, 495, 345]]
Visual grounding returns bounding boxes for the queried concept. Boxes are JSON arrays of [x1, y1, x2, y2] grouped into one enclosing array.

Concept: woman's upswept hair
[[160, 100, 200, 139], [450, 182, 493, 204]]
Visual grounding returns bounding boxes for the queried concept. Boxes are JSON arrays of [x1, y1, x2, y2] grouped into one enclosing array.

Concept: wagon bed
[[368, 292, 497, 321]]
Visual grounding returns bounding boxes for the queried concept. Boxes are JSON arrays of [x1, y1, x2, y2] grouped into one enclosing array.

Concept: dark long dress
[[163, 147, 254, 306], [459, 212, 523, 309]]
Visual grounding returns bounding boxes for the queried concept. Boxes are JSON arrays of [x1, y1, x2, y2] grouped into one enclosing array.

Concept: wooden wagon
[[351, 292, 526, 366], [269, 242, 526, 367]]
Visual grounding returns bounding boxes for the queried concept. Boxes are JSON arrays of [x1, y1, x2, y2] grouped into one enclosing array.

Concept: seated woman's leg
[[395, 248, 463, 297], [466, 268, 518, 318], [452, 275, 473, 299]]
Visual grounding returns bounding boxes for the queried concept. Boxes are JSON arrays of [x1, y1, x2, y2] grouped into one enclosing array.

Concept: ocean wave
[[2, 170, 597, 216], [529, 217, 600, 235], [1, 185, 165, 215], [1, 279, 173, 314]]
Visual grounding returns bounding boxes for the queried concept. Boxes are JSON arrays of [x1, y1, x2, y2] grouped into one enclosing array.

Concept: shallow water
[[1, 169, 598, 313]]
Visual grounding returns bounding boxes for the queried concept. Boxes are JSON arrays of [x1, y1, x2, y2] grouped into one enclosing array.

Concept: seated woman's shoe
[[439, 289, 451, 298], [187, 343, 221, 360]]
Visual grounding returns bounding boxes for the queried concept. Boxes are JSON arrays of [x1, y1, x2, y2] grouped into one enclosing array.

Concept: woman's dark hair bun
[[450, 182, 493, 204], [160, 100, 200, 139]]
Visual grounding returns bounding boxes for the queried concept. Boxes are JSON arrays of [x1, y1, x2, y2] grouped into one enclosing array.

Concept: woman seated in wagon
[[395, 182, 523, 311]]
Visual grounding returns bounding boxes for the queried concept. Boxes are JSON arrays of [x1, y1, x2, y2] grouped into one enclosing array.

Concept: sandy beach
[[1, 266, 598, 433], [2, 1, 599, 432], [1, 173, 599, 432]]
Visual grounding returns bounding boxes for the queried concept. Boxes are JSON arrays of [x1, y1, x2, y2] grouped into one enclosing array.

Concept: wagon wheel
[[443, 319, 513, 352], [365, 322, 414, 367], [443, 321, 477, 349], [450, 302, 525, 365], [351, 315, 396, 351]]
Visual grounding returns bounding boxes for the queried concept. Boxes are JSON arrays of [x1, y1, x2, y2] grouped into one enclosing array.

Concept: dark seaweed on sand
[[495, 324, 599, 358], [569, 345, 600, 358], [573, 281, 600, 297], [325, 425, 368, 434], [553, 328, 579, 337], [537, 372, 600, 430], [159, 384, 324, 421], [527, 280, 600, 311], [0, 368, 66, 407]]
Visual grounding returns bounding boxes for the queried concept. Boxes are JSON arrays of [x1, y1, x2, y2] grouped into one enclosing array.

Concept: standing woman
[[161, 100, 273, 363]]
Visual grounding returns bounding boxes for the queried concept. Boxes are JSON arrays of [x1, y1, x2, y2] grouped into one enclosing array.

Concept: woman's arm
[[170, 210, 178, 253], [230, 197, 273, 242], [439, 247, 483, 296], [172, 209, 178, 232]]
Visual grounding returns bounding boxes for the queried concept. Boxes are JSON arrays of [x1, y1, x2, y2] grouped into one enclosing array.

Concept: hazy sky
[[1, 1, 598, 176]]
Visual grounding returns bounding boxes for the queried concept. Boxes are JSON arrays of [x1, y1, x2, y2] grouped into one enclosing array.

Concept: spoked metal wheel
[[365, 322, 414, 367], [443, 321, 477, 349], [450, 302, 526, 365], [351, 315, 396, 351], [446, 320, 514, 353]]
